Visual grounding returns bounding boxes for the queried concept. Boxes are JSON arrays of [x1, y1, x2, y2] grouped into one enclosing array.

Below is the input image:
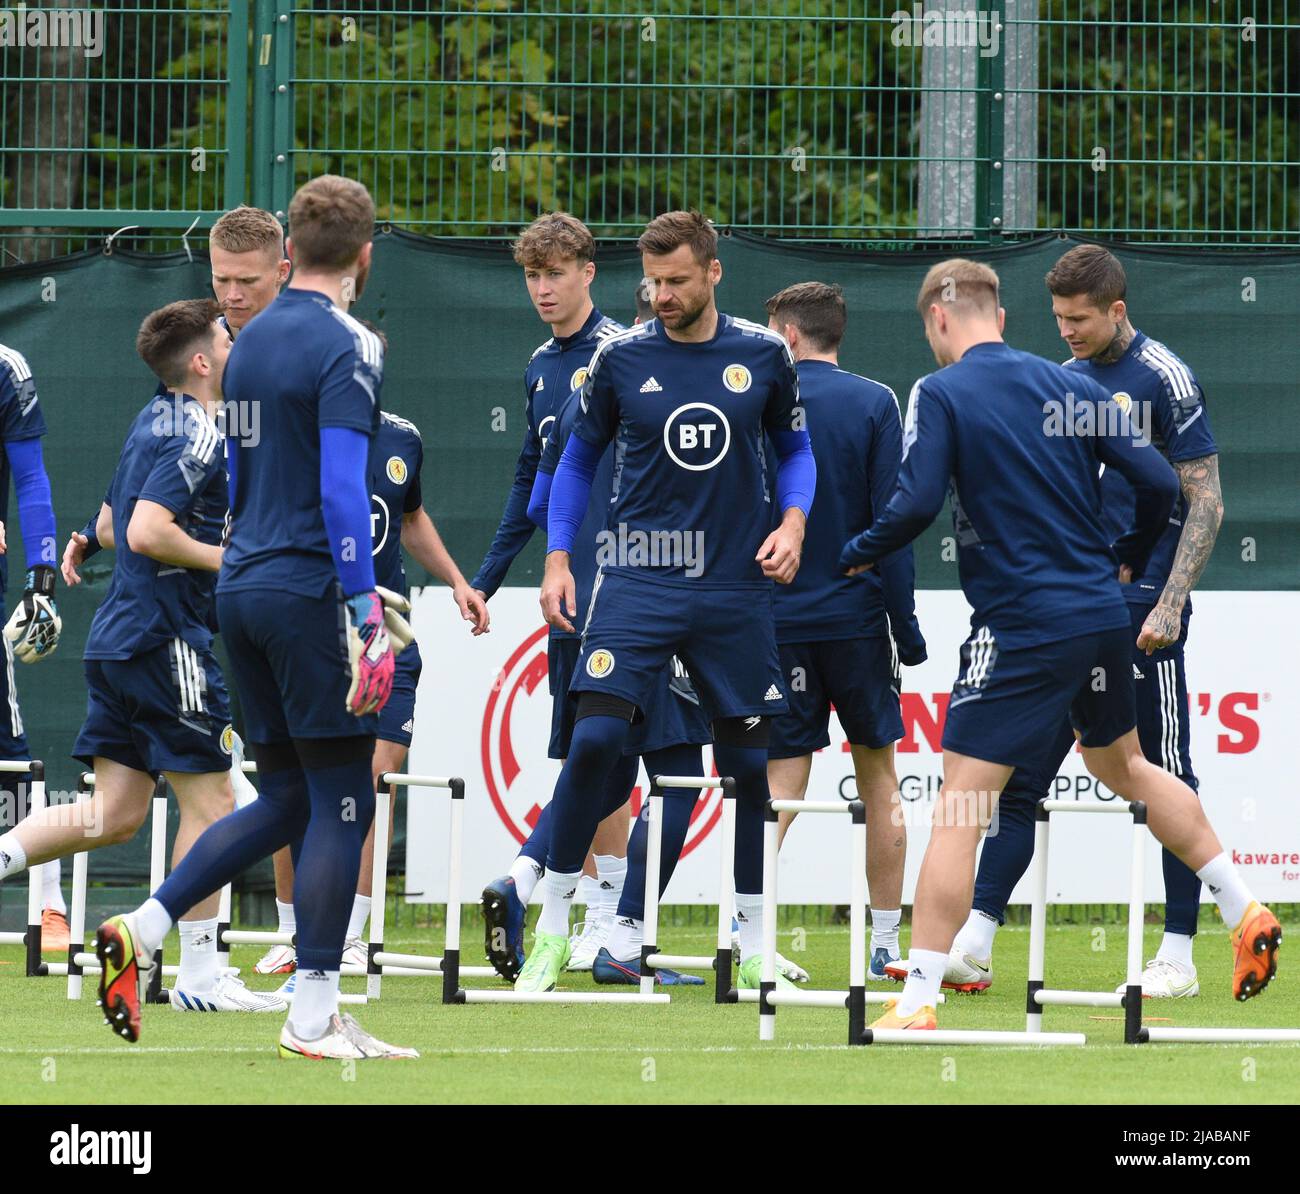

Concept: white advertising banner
[[407, 588, 1300, 907]]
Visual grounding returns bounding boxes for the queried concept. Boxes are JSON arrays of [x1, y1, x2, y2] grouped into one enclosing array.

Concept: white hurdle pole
[[65, 773, 95, 1000], [0, 761, 42, 971], [367, 780, 392, 998], [758, 804, 779, 1040], [1026, 799, 1145, 1043], [145, 778, 167, 1003], [638, 791, 665, 997]]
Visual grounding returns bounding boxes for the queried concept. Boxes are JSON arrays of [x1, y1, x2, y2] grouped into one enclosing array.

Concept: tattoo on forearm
[[1159, 454, 1223, 611]]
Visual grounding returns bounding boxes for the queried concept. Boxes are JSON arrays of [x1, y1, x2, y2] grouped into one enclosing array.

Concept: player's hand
[[62, 531, 91, 585], [757, 512, 805, 584], [1136, 601, 1182, 656], [455, 582, 490, 635], [844, 562, 874, 577], [0, 520, 6, 554], [343, 590, 395, 715], [374, 584, 416, 657], [540, 552, 577, 633], [1118, 564, 1133, 584], [4, 565, 62, 663]]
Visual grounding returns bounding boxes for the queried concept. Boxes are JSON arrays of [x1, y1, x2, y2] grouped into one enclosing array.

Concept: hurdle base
[[860, 1029, 1087, 1046], [1139, 1026, 1300, 1044], [460, 990, 670, 1004], [1033, 989, 1124, 1009]]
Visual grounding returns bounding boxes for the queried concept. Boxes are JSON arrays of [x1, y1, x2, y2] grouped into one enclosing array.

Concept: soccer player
[[475, 214, 635, 979], [838, 259, 1278, 1030], [61, 205, 291, 588], [516, 210, 816, 993], [0, 301, 284, 1013], [93, 175, 417, 1060], [521, 292, 713, 985], [262, 379, 491, 983], [942, 246, 1226, 998], [0, 341, 65, 950], [762, 282, 927, 981]]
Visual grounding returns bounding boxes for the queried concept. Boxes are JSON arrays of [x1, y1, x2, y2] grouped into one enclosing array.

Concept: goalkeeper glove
[[374, 584, 415, 657], [343, 590, 395, 716], [4, 565, 61, 663]]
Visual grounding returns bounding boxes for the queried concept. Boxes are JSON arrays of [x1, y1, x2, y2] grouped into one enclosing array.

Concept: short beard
[[662, 294, 707, 331]]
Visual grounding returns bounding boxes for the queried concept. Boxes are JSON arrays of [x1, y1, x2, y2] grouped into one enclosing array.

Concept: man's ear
[[997, 306, 1006, 334]]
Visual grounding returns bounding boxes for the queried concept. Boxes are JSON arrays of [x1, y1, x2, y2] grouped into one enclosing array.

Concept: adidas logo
[[908, 968, 924, 979], [617, 917, 637, 928], [192, 932, 214, 948], [764, 685, 782, 701], [402, 718, 414, 732], [1208, 883, 1221, 895], [639, 376, 663, 393], [1133, 665, 1144, 680], [599, 880, 615, 890], [527, 861, 543, 879], [535, 376, 544, 390]]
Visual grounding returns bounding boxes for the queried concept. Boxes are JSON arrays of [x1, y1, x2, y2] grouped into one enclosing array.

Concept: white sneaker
[[566, 916, 612, 971], [341, 937, 367, 970], [1115, 957, 1199, 998], [171, 973, 289, 1013], [278, 1012, 418, 1060], [944, 946, 993, 992], [254, 943, 296, 975]]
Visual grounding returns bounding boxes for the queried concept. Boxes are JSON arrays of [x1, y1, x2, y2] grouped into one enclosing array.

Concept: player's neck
[[662, 302, 719, 344], [549, 299, 594, 340], [1091, 319, 1137, 366], [289, 272, 354, 310], [170, 385, 221, 418], [796, 350, 837, 365], [952, 325, 1003, 361]]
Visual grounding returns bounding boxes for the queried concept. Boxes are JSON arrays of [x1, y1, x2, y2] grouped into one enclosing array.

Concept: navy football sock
[[1161, 846, 1202, 938], [543, 715, 630, 875], [617, 744, 702, 921], [971, 784, 1038, 923], [294, 757, 375, 972], [155, 763, 310, 922], [517, 802, 550, 868], [713, 742, 770, 895]]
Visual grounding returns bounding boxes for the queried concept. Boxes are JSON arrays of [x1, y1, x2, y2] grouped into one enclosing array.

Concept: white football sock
[[1195, 853, 1253, 928], [347, 894, 371, 941], [536, 869, 580, 938], [42, 857, 66, 914], [576, 874, 601, 908], [508, 856, 543, 905], [1155, 931, 1194, 970], [594, 853, 626, 920], [0, 832, 27, 879], [954, 909, 998, 960], [134, 897, 174, 956], [896, 948, 947, 1016], [275, 898, 295, 935], [870, 907, 901, 954], [608, 916, 642, 962], [289, 968, 340, 1039], [735, 892, 763, 963], [176, 917, 220, 991]]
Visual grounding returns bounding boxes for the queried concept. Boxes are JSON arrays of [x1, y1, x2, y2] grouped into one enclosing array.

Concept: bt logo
[[663, 403, 731, 471]]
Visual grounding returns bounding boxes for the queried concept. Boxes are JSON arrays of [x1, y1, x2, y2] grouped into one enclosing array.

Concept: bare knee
[[1082, 736, 1144, 795], [102, 799, 148, 846]]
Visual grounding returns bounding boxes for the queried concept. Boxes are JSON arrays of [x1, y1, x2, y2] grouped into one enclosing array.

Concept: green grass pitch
[[1, 917, 1296, 1104]]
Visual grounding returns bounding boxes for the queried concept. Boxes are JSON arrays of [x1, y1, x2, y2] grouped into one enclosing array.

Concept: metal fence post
[[225, 1, 251, 211], [270, 0, 296, 219]]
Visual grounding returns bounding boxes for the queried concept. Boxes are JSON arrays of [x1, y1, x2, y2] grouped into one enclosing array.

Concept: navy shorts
[[571, 570, 787, 721], [73, 640, 233, 777], [628, 658, 713, 754], [941, 625, 1136, 770], [1003, 606, 1198, 796], [769, 637, 903, 758], [216, 586, 377, 744], [377, 641, 422, 748], [0, 635, 30, 759]]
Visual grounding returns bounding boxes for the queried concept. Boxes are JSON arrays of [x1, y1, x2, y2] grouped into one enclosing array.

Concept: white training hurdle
[[638, 775, 738, 1002], [0, 760, 47, 977], [756, 795, 1082, 1047], [1029, 797, 1300, 1045]]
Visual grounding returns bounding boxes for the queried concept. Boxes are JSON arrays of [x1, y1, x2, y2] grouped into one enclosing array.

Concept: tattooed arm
[[1136, 454, 1223, 654]]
